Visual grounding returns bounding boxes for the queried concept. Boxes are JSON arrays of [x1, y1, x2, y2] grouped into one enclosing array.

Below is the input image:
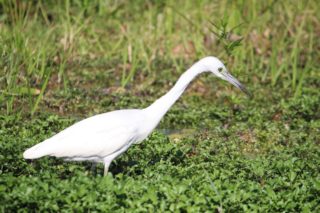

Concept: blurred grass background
[[0, 0, 319, 116], [1, 1, 320, 211]]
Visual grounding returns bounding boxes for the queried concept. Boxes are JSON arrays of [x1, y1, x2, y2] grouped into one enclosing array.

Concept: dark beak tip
[[242, 88, 252, 98], [225, 72, 251, 98], [232, 85, 252, 98], [245, 90, 253, 98], [237, 85, 252, 98]]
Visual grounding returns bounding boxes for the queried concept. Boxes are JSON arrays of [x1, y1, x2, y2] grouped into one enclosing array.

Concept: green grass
[[0, 0, 319, 212]]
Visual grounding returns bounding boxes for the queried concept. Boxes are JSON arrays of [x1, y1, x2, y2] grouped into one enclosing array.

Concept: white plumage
[[23, 56, 248, 175]]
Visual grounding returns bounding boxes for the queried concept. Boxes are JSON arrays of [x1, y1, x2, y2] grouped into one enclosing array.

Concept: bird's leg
[[103, 161, 111, 176], [91, 162, 97, 174]]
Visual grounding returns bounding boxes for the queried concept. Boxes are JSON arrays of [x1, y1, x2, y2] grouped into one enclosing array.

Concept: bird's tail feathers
[[23, 141, 50, 159]]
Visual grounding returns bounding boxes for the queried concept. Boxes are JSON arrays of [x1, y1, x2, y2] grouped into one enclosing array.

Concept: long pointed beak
[[224, 72, 251, 97]]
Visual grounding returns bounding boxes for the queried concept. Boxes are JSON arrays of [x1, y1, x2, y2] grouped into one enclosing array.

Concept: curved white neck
[[144, 61, 208, 122]]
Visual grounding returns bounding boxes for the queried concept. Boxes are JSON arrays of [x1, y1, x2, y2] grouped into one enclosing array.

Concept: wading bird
[[23, 56, 249, 176]]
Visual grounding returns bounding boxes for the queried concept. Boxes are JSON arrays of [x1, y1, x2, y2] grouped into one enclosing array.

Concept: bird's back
[[23, 109, 148, 162]]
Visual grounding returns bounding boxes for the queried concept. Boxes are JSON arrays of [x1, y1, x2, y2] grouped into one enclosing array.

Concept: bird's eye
[[218, 67, 223, 72]]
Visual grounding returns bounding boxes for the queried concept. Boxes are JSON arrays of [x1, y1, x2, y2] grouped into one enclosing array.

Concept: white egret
[[23, 56, 249, 176]]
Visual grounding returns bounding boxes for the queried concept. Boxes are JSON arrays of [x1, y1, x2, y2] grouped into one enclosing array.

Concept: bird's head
[[199, 56, 250, 96]]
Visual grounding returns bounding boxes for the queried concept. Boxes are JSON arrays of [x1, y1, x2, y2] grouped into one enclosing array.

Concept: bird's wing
[[28, 110, 143, 159], [47, 124, 137, 159]]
